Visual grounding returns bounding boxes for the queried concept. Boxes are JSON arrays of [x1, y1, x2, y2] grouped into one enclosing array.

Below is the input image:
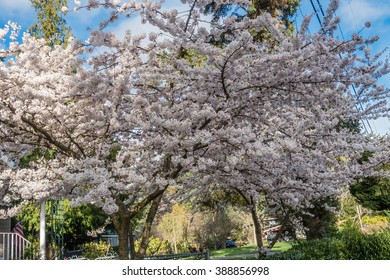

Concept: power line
[[348, 0, 359, 32], [307, 0, 374, 134], [315, 0, 325, 19], [309, 0, 322, 27], [298, 6, 311, 34], [332, 9, 345, 40]]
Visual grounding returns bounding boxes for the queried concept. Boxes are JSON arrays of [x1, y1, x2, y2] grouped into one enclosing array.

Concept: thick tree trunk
[[136, 194, 163, 259], [234, 188, 265, 259], [222, 236, 227, 249], [112, 209, 131, 260], [117, 221, 130, 260], [250, 197, 265, 259], [110, 159, 179, 260], [128, 222, 136, 260], [268, 213, 289, 249]]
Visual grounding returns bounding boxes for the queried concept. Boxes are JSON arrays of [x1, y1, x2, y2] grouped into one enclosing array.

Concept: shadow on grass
[[211, 245, 257, 257], [211, 242, 292, 259]]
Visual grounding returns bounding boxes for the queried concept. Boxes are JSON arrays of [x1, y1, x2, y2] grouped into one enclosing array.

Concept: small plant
[[135, 237, 172, 256], [23, 236, 40, 260], [82, 241, 113, 259], [361, 215, 388, 225]]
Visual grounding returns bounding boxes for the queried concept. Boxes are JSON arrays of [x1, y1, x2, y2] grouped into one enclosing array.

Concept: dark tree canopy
[[350, 172, 390, 211], [205, 0, 300, 30]]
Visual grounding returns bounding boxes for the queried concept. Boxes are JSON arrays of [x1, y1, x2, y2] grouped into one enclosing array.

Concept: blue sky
[[1, 0, 389, 134]]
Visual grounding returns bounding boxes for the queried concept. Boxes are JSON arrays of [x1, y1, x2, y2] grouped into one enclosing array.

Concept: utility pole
[[40, 202, 46, 260], [1, 148, 47, 259]]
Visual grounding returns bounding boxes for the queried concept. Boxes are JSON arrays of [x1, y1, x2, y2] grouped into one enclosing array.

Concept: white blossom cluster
[[0, 21, 20, 42], [0, 0, 389, 226]]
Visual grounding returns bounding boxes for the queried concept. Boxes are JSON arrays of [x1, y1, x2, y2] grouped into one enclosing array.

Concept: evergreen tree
[[28, 0, 71, 46], [205, 0, 300, 38], [350, 166, 390, 211]]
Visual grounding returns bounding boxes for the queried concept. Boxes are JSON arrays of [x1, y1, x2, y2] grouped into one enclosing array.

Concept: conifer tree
[[29, 0, 71, 46]]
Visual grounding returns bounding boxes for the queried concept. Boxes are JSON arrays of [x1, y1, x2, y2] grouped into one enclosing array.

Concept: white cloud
[[106, 1, 213, 39], [371, 117, 390, 135], [2, 0, 34, 28], [338, 0, 390, 32], [2, 0, 33, 13], [107, 15, 158, 39]]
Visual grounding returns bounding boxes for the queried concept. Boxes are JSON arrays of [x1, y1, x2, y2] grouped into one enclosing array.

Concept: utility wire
[[298, 6, 311, 34], [315, 0, 325, 19], [309, 0, 322, 28], [348, 0, 359, 32], [332, 9, 345, 40], [308, 0, 374, 134]]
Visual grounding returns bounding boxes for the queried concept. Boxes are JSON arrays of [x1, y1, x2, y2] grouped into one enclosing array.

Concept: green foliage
[[23, 235, 40, 260], [204, 0, 300, 41], [270, 241, 293, 252], [268, 227, 390, 260], [106, 146, 121, 161], [29, 0, 72, 46], [249, 0, 300, 37], [338, 192, 359, 226], [267, 238, 344, 260], [182, 49, 207, 67], [62, 202, 108, 247], [337, 119, 361, 134], [15, 200, 108, 248], [174, 241, 193, 254], [339, 226, 390, 260], [301, 198, 339, 240], [19, 148, 56, 168], [211, 245, 257, 258], [350, 174, 390, 211], [361, 215, 388, 226], [82, 241, 113, 259], [384, 210, 390, 224], [135, 237, 172, 256], [349, 153, 390, 211]]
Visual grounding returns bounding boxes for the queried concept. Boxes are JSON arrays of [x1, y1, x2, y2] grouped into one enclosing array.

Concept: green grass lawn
[[211, 242, 292, 258], [271, 241, 292, 252], [211, 245, 257, 257]]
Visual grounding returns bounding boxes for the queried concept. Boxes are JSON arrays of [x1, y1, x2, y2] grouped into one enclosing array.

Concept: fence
[[65, 253, 118, 260], [0, 232, 31, 260], [65, 251, 209, 260], [144, 251, 210, 260]]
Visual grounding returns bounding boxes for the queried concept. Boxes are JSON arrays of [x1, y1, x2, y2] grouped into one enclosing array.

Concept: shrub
[[266, 238, 343, 260], [361, 215, 388, 225], [267, 226, 390, 260], [82, 241, 113, 259], [135, 237, 172, 256], [23, 236, 40, 260], [339, 227, 390, 260]]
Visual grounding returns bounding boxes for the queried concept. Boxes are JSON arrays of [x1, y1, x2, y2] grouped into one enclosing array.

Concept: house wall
[[0, 218, 11, 232], [0, 218, 11, 259]]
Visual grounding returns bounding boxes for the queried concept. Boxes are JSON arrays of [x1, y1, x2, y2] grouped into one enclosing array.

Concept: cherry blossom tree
[[0, 0, 389, 259]]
